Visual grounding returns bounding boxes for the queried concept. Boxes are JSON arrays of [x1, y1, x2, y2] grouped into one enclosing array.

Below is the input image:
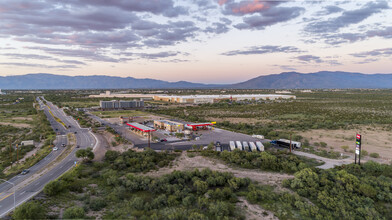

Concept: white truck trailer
[[242, 141, 250, 151], [229, 141, 236, 151], [249, 142, 257, 152], [256, 141, 264, 152], [235, 141, 243, 150]]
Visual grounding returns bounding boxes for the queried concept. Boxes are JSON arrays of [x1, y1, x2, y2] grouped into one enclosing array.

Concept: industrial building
[[153, 94, 296, 104], [154, 120, 184, 132], [100, 100, 144, 109], [90, 91, 158, 99]]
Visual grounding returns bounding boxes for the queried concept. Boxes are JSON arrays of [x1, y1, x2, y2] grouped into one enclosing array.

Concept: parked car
[[74, 131, 77, 134], [76, 145, 80, 148], [53, 147, 58, 151], [21, 169, 29, 175], [160, 138, 167, 142], [62, 143, 66, 147]]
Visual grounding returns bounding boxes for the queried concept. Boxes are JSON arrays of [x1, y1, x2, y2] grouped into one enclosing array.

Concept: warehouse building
[[153, 94, 296, 104], [154, 120, 184, 132], [100, 100, 144, 109]]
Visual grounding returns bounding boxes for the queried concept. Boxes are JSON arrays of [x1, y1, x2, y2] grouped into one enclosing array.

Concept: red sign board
[[356, 134, 361, 139]]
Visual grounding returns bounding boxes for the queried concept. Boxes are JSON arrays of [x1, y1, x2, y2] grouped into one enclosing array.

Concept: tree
[[76, 147, 94, 162], [13, 201, 45, 220]]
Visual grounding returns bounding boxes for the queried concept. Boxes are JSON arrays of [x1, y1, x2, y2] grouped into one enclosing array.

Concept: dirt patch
[[237, 197, 278, 220], [144, 152, 293, 188], [0, 122, 32, 128], [301, 126, 392, 163], [100, 131, 133, 153], [12, 116, 33, 121], [206, 117, 274, 124]]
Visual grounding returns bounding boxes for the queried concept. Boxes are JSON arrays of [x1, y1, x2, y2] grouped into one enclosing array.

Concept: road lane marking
[[34, 182, 40, 186], [19, 191, 25, 195], [0, 192, 14, 202]]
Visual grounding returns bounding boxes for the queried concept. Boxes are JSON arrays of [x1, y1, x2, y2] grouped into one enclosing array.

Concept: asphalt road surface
[[0, 97, 97, 218]]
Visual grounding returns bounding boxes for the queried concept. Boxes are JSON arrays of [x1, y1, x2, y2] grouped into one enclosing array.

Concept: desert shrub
[[369, 152, 380, 158], [63, 207, 85, 219]]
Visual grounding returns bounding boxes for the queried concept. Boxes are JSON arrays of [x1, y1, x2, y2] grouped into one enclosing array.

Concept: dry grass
[[302, 126, 392, 162]]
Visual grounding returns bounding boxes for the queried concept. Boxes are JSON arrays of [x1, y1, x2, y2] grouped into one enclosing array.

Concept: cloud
[[60, 0, 188, 17], [26, 47, 126, 63], [350, 48, 392, 58], [1, 53, 87, 65], [124, 51, 186, 60], [205, 22, 230, 34], [305, 1, 389, 33], [295, 55, 341, 65], [0, 62, 78, 69], [222, 45, 303, 56], [0, 0, 201, 63], [296, 55, 323, 63], [234, 6, 304, 30], [320, 26, 392, 45], [316, 5, 343, 16]]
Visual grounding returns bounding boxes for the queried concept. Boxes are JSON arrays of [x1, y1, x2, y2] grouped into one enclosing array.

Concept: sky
[[0, 0, 391, 84]]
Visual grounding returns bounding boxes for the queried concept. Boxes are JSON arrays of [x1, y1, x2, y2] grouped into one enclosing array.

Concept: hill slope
[[1, 71, 392, 89], [230, 71, 392, 89], [0, 74, 214, 89]]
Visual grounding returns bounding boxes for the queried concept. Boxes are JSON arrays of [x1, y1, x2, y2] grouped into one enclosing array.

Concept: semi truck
[[229, 141, 236, 151], [270, 139, 301, 149], [249, 142, 257, 152], [255, 141, 264, 151], [236, 141, 243, 150]]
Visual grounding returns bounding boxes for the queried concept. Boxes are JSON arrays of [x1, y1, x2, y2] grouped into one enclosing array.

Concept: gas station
[[126, 122, 156, 136], [185, 122, 215, 131], [126, 122, 156, 148]]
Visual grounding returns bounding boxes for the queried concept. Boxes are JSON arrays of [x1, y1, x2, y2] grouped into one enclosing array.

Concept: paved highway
[[0, 97, 97, 218]]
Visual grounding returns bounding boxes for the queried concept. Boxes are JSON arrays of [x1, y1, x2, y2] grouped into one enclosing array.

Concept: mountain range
[[1, 71, 392, 89]]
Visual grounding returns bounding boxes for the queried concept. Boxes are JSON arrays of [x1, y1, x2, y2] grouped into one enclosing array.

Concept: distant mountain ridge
[[1, 71, 392, 89], [0, 73, 215, 89], [230, 71, 392, 89]]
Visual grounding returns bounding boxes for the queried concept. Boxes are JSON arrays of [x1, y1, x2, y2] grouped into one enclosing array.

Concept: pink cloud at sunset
[[232, 0, 267, 14]]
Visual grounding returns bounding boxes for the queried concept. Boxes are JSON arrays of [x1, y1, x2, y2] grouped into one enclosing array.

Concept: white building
[[153, 94, 296, 104]]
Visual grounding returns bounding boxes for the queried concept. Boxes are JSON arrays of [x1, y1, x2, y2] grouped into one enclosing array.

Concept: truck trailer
[[249, 142, 257, 152], [255, 141, 264, 151], [242, 141, 250, 151], [236, 141, 243, 150], [229, 141, 236, 151]]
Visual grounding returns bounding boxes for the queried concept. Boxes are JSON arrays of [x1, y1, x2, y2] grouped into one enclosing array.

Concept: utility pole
[[358, 136, 362, 165], [10, 143, 13, 168], [148, 131, 151, 148], [16, 144, 19, 163]]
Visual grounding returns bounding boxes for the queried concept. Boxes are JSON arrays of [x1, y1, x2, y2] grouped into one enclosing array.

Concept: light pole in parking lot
[[0, 179, 15, 212]]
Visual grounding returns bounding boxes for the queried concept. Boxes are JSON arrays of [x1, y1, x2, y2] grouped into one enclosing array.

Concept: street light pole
[[0, 179, 16, 212]]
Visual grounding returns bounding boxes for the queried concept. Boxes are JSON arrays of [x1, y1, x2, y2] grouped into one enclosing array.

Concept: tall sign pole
[[355, 134, 361, 165]]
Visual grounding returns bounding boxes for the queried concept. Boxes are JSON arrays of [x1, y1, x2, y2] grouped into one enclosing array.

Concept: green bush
[[369, 152, 380, 158], [63, 206, 85, 219], [89, 198, 107, 211], [44, 180, 64, 196], [341, 146, 349, 152], [13, 201, 45, 220]]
